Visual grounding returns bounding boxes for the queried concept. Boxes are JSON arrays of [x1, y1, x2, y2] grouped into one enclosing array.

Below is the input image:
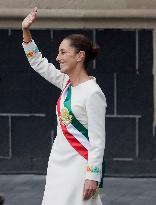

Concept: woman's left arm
[[86, 90, 107, 180], [83, 90, 107, 200]]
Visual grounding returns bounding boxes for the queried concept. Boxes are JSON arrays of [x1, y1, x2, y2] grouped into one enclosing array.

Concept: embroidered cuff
[[25, 47, 39, 58], [85, 165, 102, 182], [86, 165, 100, 174], [22, 39, 39, 58]]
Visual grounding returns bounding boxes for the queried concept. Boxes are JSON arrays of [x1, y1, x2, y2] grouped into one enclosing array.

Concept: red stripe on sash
[[57, 82, 88, 160]]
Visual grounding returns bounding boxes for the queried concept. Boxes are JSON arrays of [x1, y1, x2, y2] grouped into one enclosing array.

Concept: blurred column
[[153, 29, 156, 126]]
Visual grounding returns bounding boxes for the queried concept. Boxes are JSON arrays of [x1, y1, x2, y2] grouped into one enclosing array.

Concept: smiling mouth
[[60, 63, 65, 67]]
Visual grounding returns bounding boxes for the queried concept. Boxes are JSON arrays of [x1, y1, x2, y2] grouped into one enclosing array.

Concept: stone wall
[[0, 28, 155, 176], [0, 0, 156, 175]]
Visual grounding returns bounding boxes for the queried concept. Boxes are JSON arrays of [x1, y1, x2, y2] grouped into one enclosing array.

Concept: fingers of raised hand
[[22, 7, 37, 29], [28, 12, 35, 22], [31, 7, 37, 17], [30, 11, 36, 19], [33, 7, 38, 13], [25, 13, 35, 24]]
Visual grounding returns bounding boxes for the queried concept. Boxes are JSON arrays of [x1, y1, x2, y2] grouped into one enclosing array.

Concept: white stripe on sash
[[66, 123, 90, 150]]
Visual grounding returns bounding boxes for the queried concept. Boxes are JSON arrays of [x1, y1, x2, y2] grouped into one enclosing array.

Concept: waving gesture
[[22, 7, 37, 43], [22, 7, 37, 30]]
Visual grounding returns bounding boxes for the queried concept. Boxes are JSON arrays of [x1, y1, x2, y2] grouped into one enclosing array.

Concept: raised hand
[[22, 7, 38, 30]]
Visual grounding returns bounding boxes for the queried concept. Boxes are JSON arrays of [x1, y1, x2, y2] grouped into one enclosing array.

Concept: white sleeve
[[22, 40, 69, 90], [85, 90, 107, 182]]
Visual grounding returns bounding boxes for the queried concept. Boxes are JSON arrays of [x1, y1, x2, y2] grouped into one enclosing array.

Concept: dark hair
[[64, 34, 100, 66]]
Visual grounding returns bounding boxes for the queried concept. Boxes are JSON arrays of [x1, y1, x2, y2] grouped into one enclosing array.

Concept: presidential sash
[[57, 80, 90, 160]]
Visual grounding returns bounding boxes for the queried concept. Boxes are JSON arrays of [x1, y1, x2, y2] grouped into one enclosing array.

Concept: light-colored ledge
[[1, 8, 156, 28], [1, 8, 156, 19]]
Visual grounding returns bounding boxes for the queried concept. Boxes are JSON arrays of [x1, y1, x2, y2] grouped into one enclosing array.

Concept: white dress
[[22, 40, 107, 205]]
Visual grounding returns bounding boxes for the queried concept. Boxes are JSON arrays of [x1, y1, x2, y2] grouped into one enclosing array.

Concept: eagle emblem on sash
[[60, 107, 72, 126]]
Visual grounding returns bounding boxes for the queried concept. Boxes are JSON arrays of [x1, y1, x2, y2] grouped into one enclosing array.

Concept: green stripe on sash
[[64, 85, 89, 141]]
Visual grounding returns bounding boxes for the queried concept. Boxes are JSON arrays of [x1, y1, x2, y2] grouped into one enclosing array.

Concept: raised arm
[[22, 7, 68, 90], [22, 7, 35, 44]]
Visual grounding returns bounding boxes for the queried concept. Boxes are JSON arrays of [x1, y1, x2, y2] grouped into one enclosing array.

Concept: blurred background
[[0, 0, 156, 178]]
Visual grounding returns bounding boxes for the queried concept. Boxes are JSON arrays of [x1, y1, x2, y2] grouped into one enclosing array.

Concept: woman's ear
[[77, 51, 85, 62]]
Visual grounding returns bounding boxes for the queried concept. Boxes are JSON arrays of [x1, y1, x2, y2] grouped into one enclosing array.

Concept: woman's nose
[[56, 53, 60, 62]]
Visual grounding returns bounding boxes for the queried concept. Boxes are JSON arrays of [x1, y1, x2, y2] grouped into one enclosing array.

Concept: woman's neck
[[68, 67, 90, 87]]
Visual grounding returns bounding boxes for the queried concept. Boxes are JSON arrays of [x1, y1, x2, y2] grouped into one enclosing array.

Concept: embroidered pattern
[[26, 47, 39, 58], [86, 165, 100, 174], [60, 107, 72, 126]]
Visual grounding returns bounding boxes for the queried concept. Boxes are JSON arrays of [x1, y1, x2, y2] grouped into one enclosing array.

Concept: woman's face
[[56, 39, 80, 74]]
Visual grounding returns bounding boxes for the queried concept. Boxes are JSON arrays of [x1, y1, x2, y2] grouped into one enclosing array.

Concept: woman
[[22, 7, 107, 205]]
